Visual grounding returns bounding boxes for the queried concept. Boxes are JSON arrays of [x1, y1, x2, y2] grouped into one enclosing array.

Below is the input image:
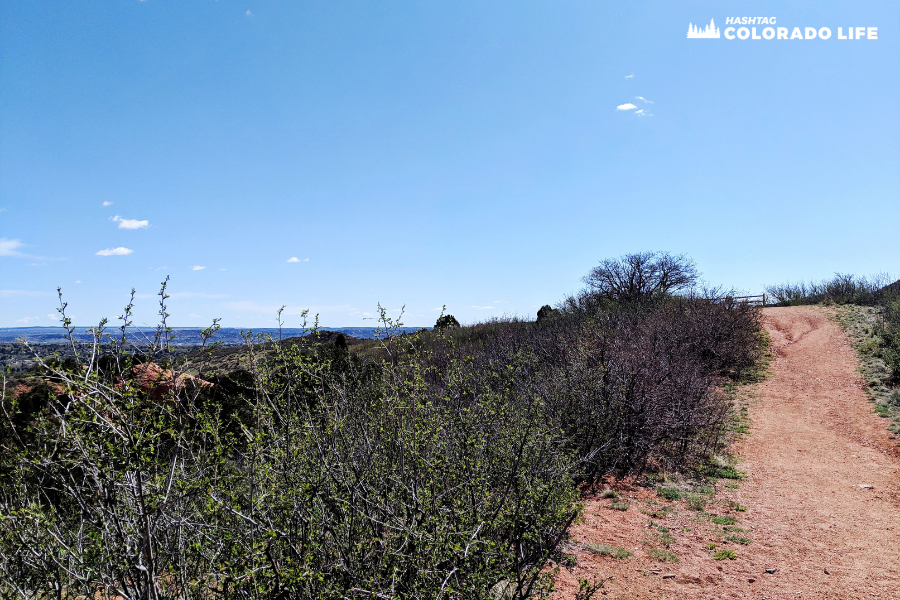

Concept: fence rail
[[717, 294, 767, 306]]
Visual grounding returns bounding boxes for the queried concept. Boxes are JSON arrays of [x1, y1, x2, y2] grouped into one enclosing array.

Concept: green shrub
[[713, 549, 737, 560], [713, 467, 745, 480], [657, 487, 682, 501], [712, 515, 737, 525]]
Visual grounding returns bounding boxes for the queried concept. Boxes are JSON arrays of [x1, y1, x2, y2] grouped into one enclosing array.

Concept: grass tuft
[[647, 548, 679, 563], [657, 487, 682, 501], [584, 543, 632, 559]]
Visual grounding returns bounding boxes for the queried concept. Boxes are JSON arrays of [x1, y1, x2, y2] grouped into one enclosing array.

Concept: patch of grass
[[585, 543, 632, 559], [598, 488, 618, 499], [724, 535, 752, 545], [646, 548, 679, 563], [656, 525, 670, 533], [642, 502, 674, 519], [695, 486, 715, 495], [723, 526, 746, 533], [713, 549, 737, 560], [644, 529, 675, 548], [711, 515, 736, 525], [705, 542, 716, 550], [657, 487, 682, 501], [685, 495, 706, 511], [712, 467, 745, 480], [724, 482, 740, 490], [610, 501, 629, 511], [729, 501, 747, 512]]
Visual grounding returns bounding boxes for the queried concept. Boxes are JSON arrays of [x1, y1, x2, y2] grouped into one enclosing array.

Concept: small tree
[[434, 313, 461, 330], [583, 251, 698, 306], [536, 305, 558, 325]]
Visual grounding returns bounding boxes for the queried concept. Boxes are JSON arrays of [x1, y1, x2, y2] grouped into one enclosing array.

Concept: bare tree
[[583, 252, 698, 306]]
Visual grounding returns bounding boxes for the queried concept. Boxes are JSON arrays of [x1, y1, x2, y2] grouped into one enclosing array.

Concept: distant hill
[[0, 326, 429, 346]]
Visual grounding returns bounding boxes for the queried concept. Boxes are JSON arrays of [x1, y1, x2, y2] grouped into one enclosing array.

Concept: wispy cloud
[[0, 238, 25, 257], [635, 96, 653, 104], [625, 73, 634, 79], [102, 201, 113, 206], [635, 109, 653, 117], [287, 257, 301, 263], [471, 305, 495, 310], [96, 247, 133, 256], [112, 215, 149, 229], [191, 265, 206, 271], [246, 9, 253, 16], [616, 103, 637, 111]]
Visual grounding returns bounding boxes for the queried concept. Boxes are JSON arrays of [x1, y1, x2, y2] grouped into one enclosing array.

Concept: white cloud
[[246, 9, 253, 16], [96, 247, 133, 256], [625, 73, 634, 79], [471, 305, 495, 310], [635, 109, 653, 117], [102, 201, 113, 206], [112, 215, 149, 229], [47, 313, 55, 319], [191, 265, 206, 271], [219, 268, 227, 271], [635, 96, 653, 104], [16, 316, 41, 324], [75, 280, 81, 284], [0, 238, 24, 257], [616, 103, 637, 111], [287, 257, 300, 263]]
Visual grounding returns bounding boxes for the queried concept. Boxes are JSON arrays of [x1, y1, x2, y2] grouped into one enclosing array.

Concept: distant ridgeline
[[0, 326, 429, 346]]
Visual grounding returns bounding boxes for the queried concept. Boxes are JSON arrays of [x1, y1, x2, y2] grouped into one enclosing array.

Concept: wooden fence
[[717, 294, 767, 306]]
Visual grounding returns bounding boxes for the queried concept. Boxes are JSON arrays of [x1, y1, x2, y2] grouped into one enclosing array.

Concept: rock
[[662, 574, 675, 579], [858, 484, 874, 489], [748, 578, 756, 583], [765, 568, 776, 574]]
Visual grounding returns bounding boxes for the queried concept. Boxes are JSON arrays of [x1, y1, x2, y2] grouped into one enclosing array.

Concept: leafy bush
[[0, 253, 766, 598]]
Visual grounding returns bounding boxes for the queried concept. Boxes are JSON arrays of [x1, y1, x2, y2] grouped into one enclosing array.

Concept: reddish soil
[[552, 306, 900, 599]]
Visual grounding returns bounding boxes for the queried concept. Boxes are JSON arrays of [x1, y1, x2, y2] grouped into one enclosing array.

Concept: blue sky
[[2, 1, 898, 328]]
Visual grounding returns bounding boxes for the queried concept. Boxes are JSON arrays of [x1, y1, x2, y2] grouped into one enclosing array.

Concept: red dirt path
[[551, 306, 900, 599]]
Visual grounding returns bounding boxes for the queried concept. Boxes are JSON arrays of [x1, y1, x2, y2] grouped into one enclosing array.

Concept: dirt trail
[[552, 306, 900, 599]]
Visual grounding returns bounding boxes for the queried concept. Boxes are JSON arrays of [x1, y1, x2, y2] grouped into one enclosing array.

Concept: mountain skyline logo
[[687, 19, 720, 39]]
